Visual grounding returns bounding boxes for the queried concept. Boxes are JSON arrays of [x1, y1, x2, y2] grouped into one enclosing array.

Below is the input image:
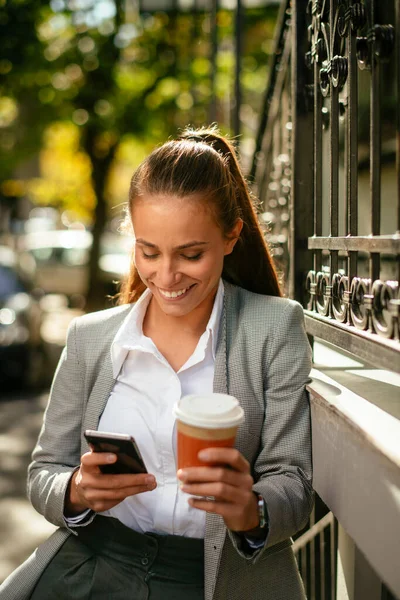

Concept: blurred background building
[[0, 1, 399, 599]]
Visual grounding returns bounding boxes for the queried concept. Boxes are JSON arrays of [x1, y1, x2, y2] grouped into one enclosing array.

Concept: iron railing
[[293, 508, 398, 600], [251, 0, 399, 374], [293, 509, 338, 600], [250, 2, 399, 598]]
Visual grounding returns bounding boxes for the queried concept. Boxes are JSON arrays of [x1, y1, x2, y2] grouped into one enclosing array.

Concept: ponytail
[[179, 127, 282, 298]]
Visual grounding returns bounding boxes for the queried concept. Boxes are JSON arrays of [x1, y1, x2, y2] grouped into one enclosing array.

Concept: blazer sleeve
[[257, 301, 313, 541], [228, 300, 313, 561], [27, 318, 88, 530]]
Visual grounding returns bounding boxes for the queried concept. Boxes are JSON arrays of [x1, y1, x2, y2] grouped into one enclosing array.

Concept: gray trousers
[[30, 516, 204, 600]]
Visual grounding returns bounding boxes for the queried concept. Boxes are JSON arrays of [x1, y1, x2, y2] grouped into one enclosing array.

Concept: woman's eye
[[183, 253, 203, 261], [141, 251, 203, 260], [143, 252, 159, 259]]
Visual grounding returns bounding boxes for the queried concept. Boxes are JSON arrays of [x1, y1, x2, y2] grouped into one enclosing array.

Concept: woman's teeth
[[159, 286, 191, 299]]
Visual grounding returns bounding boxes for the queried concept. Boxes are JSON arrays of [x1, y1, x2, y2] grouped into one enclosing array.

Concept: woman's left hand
[[177, 448, 259, 532]]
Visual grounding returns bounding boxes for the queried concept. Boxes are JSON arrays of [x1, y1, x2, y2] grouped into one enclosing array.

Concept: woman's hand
[[177, 448, 259, 532], [65, 451, 157, 516]]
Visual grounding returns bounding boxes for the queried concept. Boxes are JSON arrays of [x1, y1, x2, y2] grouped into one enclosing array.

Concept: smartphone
[[84, 430, 148, 475]]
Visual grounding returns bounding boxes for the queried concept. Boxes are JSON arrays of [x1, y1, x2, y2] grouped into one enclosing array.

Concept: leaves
[[0, 1, 278, 218]]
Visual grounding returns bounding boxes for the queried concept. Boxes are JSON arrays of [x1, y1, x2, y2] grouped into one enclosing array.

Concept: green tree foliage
[[0, 0, 277, 308]]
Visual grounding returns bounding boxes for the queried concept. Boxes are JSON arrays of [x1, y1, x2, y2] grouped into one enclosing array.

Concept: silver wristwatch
[[256, 494, 268, 529]]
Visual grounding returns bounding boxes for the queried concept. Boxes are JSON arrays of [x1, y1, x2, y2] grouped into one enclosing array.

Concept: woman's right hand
[[65, 451, 157, 516]]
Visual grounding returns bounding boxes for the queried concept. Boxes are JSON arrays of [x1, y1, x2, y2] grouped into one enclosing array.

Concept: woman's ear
[[224, 219, 243, 255]]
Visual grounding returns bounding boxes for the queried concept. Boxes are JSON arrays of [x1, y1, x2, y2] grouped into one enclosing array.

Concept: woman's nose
[[157, 258, 181, 287]]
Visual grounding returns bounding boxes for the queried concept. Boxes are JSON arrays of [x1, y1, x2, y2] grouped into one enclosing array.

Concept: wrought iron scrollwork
[[357, 23, 395, 69], [316, 270, 331, 316], [306, 0, 355, 96], [256, 0, 398, 365], [306, 270, 316, 312], [303, 0, 398, 362], [306, 0, 394, 92], [371, 280, 399, 340], [306, 270, 400, 341], [350, 277, 371, 331], [332, 273, 349, 323]]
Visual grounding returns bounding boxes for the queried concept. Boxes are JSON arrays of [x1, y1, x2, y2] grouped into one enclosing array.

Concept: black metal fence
[[251, 0, 399, 374], [249, 1, 399, 598], [293, 507, 337, 600]]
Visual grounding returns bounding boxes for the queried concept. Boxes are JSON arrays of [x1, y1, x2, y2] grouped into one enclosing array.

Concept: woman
[[0, 127, 313, 600]]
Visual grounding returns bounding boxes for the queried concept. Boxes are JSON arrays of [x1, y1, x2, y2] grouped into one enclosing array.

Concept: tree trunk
[[84, 129, 117, 313]]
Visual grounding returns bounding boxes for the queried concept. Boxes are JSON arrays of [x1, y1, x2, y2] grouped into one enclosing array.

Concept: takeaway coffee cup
[[173, 393, 245, 470]]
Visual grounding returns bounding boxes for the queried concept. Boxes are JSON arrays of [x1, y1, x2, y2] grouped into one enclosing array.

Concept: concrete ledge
[[308, 369, 400, 597]]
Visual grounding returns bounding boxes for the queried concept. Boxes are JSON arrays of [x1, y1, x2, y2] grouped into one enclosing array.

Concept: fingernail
[[198, 450, 210, 460], [177, 469, 185, 480], [106, 454, 116, 462], [145, 476, 155, 485]]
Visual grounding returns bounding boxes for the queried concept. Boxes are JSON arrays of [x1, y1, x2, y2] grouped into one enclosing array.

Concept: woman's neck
[[143, 290, 217, 339]]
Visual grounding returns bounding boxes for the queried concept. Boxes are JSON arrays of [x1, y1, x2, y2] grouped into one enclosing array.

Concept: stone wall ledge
[[307, 368, 400, 598]]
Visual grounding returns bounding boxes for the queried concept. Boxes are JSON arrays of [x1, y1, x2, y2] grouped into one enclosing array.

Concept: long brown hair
[[119, 125, 282, 304]]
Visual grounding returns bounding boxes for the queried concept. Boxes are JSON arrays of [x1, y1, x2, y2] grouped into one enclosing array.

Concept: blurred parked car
[[23, 230, 132, 300], [0, 246, 45, 390]]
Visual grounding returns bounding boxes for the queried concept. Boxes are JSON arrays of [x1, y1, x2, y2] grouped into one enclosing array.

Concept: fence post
[[290, 0, 314, 304]]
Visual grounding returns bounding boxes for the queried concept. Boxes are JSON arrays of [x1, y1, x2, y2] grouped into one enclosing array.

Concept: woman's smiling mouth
[[157, 284, 195, 300]]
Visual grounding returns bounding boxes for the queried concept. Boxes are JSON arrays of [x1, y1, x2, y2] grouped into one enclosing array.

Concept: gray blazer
[[0, 282, 313, 600]]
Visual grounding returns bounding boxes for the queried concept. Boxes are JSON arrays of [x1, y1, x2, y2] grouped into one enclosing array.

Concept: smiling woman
[[0, 126, 313, 600]]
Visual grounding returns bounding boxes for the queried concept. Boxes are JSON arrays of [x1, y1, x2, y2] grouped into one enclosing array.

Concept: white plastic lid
[[173, 393, 245, 429]]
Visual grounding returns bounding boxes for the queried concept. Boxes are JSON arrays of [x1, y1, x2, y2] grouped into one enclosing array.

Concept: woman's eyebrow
[[135, 239, 157, 248], [135, 239, 209, 250], [176, 241, 209, 250]]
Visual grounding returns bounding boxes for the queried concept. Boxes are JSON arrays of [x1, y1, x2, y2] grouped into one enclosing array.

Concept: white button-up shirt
[[96, 279, 224, 538]]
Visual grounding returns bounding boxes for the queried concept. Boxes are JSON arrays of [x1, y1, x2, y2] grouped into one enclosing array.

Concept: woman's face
[[132, 194, 242, 319]]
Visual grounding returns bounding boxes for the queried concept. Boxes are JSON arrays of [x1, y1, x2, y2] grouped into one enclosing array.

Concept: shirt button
[[141, 557, 149, 566]]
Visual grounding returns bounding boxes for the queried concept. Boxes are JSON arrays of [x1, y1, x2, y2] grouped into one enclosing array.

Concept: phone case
[[84, 430, 148, 475]]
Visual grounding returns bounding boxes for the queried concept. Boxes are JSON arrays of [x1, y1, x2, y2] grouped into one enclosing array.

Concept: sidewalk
[[0, 393, 56, 583], [0, 306, 85, 583]]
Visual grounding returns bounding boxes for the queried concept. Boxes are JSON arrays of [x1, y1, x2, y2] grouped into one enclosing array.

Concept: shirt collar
[[111, 288, 152, 378], [110, 279, 224, 378]]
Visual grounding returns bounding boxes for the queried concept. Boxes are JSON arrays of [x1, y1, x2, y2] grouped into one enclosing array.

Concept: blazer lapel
[[205, 291, 229, 600], [213, 289, 228, 395], [80, 306, 133, 442], [80, 332, 120, 449], [82, 353, 116, 437]]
